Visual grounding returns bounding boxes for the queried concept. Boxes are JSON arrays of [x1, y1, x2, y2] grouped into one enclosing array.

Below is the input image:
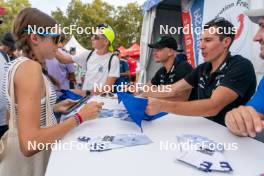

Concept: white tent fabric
[[64, 36, 88, 56], [138, 9, 156, 83], [139, 0, 183, 82]]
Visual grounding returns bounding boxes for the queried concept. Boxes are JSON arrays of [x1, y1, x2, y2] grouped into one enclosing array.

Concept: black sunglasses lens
[[54, 36, 61, 44], [93, 35, 100, 40]]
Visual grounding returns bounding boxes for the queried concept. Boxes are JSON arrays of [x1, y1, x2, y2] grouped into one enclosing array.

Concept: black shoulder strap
[[86, 50, 115, 73], [0, 50, 10, 63], [108, 54, 116, 73], [86, 49, 95, 64]]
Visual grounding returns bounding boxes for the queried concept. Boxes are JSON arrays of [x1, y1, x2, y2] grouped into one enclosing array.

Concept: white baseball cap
[[245, 9, 264, 24]]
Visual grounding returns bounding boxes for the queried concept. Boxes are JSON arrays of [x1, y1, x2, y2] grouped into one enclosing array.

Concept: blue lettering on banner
[[190, 0, 204, 65]]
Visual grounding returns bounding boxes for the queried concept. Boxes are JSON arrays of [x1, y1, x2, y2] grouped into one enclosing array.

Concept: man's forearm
[[142, 85, 177, 98], [161, 99, 221, 117], [142, 79, 192, 98], [55, 51, 74, 64], [159, 90, 191, 101]]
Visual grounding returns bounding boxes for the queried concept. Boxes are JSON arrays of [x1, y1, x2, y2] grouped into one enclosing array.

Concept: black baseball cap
[[1, 32, 16, 50], [148, 36, 181, 51]]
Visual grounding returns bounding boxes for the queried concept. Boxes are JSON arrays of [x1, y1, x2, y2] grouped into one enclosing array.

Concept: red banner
[[0, 7, 7, 16], [181, 11, 195, 68]]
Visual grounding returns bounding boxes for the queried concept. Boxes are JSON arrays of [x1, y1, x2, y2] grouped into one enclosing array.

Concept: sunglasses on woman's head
[[100, 92, 114, 98], [24, 29, 62, 44]]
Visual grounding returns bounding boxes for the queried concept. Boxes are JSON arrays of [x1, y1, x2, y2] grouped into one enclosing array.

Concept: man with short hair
[[225, 9, 264, 138], [144, 18, 257, 126], [0, 32, 16, 61], [114, 49, 130, 88], [148, 36, 193, 100]]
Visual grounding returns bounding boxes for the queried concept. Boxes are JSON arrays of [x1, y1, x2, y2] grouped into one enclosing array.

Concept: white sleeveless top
[[1, 57, 57, 127]]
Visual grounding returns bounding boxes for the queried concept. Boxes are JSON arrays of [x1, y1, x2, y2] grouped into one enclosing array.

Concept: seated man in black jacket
[[142, 36, 193, 101], [144, 18, 257, 126]]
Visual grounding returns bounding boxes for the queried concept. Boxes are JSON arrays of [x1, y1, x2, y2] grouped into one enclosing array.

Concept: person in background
[[225, 9, 264, 139], [127, 56, 137, 83], [114, 49, 130, 91], [0, 32, 16, 138], [0, 43, 8, 138], [45, 35, 76, 91], [0, 32, 16, 61]]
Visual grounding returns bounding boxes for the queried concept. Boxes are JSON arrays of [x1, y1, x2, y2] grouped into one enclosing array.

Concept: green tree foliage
[[0, 0, 143, 49], [51, 0, 143, 49], [112, 3, 143, 48], [0, 0, 31, 38]]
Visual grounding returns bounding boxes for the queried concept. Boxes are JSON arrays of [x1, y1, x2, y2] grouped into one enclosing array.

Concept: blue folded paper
[[58, 89, 83, 101], [117, 92, 167, 131]]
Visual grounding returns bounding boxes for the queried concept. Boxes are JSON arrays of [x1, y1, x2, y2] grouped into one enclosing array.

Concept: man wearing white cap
[[225, 9, 264, 138]]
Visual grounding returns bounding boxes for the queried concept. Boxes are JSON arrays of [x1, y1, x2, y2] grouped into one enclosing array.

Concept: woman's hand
[[78, 101, 104, 121], [54, 99, 78, 113]]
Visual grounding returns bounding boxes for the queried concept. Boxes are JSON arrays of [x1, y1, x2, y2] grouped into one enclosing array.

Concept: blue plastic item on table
[[117, 92, 167, 131], [58, 89, 83, 101]]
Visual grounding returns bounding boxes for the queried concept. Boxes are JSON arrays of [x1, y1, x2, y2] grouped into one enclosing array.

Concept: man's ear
[[168, 48, 174, 57], [104, 40, 110, 47], [223, 37, 232, 49]]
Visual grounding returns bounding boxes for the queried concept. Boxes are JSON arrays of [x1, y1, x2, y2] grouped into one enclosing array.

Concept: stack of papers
[[176, 134, 233, 173], [98, 109, 131, 119], [78, 133, 152, 152]]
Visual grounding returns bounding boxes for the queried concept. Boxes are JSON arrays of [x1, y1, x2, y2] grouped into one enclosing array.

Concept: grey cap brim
[[245, 9, 264, 24]]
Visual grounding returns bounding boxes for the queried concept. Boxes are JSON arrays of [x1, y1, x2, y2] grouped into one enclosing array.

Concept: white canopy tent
[[64, 35, 88, 56]]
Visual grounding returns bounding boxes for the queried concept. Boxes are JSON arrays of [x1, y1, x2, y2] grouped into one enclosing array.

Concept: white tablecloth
[[45, 96, 264, 176]]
